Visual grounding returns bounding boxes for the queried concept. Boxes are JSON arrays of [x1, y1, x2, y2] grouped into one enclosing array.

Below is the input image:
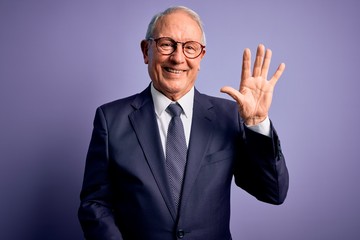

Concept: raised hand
[[220, 44, 285, 126]]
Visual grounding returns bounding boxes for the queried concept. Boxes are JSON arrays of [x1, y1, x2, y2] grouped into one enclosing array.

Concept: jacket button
[[177, 229, 185, 239]]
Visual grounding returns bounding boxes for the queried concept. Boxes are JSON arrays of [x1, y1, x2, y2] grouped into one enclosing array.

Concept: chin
[[160, 85, 187, 100]]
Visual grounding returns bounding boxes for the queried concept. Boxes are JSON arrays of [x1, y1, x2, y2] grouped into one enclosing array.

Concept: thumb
[[220, 86, 244, 104]]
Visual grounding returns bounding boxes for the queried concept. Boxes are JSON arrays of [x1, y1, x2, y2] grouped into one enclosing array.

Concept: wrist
[[244, 116, 267, 126], [245, 116, 271, 137]]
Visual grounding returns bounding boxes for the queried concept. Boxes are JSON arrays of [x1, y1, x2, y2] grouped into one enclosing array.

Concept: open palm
[[221, 44, 285, 126]]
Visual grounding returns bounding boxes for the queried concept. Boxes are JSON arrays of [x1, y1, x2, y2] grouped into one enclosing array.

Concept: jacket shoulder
[[99, 86, 152, 113], [99, 94, 138, 113]]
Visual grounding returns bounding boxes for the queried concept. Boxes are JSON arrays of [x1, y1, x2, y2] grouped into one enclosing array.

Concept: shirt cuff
[[245, 116, 271, 137]]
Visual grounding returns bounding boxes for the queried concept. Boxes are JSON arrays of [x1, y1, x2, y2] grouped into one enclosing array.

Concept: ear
[[198, 48, 206, 71], [140, 40, 150, 64], [200, 47, 206, 59]]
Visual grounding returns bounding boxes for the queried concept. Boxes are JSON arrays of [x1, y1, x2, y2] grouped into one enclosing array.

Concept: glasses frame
[[148, 37, 205, 59]]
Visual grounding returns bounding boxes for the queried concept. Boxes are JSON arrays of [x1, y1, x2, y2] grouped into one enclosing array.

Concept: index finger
[[270, 63, 286, 86]]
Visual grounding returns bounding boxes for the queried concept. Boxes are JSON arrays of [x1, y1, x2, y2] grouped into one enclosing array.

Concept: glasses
[[149, 37, 205, 59]]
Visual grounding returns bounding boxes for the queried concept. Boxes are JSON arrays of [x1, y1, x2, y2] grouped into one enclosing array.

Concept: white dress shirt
[[150, 83, 270, 157]]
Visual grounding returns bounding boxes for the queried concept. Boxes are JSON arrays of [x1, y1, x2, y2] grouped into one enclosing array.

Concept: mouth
[[164, 67, 186, 74]]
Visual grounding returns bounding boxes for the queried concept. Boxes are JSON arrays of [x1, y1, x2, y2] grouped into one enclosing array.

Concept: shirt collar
[[151, 83, 194, 118]]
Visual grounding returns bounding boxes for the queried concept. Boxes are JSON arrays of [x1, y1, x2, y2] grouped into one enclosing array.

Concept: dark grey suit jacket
[[78, 86, 289, 240]]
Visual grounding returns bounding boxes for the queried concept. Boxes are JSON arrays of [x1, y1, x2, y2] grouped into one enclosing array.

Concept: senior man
[[78, 6, 289, 240]]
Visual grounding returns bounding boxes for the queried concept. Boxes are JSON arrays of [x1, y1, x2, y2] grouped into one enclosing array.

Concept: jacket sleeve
[[78, 107, 123, 240], [233, 119, 289, 205]]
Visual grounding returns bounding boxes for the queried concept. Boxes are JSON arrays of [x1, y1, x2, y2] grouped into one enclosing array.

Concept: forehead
[[153, 11, 202, 41]]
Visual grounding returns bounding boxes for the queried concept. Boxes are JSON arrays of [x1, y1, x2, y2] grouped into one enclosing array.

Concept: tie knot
[[167, 103, 183, 117]]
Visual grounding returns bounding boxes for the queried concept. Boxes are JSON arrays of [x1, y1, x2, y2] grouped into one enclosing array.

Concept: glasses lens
[[183, 41, 202, 58], [157, 38, 175, 54]]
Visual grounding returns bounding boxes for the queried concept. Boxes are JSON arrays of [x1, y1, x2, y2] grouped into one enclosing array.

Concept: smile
[[164, 67, 185, 74]]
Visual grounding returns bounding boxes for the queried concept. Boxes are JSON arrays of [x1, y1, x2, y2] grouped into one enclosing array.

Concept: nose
[[170, 44, 185, 64]]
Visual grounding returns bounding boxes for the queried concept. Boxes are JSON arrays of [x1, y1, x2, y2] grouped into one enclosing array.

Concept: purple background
[[1, 0, 359, 239]]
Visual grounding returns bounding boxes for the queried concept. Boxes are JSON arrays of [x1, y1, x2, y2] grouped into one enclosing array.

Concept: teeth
[[166, 68, 183, 74]]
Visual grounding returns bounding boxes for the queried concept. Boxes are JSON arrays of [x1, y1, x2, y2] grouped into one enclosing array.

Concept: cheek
[[149, 54, 164, 69], [188, 61, 201, 76], [147, 59, 163, 81], [189, 58, 201, 70]]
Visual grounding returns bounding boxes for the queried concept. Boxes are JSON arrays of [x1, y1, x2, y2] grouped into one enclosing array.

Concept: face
[[141, 11, 206, 101]]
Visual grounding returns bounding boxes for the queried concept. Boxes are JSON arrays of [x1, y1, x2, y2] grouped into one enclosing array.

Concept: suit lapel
[[128, 86, 177, 221], [179, 90, 215, 213]]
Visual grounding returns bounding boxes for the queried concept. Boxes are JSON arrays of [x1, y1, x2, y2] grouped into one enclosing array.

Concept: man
[[78, 6, 289, 240]]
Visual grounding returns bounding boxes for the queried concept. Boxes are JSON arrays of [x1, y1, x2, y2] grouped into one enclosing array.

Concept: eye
[[160, 42, 172, 47], [184, 42, 199, 53], [159, 39, 175, 49]]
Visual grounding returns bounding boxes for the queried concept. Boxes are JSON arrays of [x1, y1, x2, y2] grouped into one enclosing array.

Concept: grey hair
[[145, 6, 206, 45]]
